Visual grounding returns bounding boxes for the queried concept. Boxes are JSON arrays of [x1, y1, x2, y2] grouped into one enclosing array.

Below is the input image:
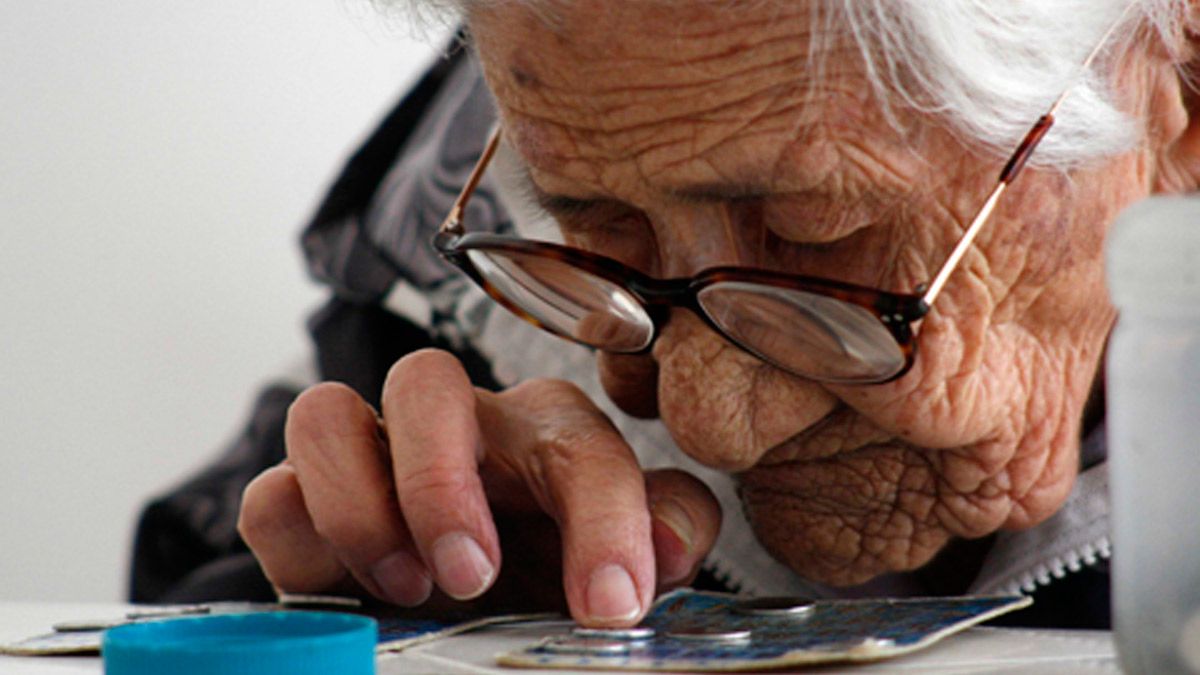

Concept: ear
[[1150, 14, 1200, 193]]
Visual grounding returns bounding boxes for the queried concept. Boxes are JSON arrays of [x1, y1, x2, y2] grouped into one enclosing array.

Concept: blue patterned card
[[499, 589, 1031, 671]]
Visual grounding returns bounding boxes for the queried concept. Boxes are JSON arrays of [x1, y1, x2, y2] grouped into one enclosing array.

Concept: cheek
[[985, 181, 1083, 298], [988, 164, 1142, 314]]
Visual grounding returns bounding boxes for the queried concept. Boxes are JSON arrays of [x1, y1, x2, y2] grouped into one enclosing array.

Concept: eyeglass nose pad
[[641, 304, 728, 360], [636, 304, 674, 352], [646, 303, 673, 326]]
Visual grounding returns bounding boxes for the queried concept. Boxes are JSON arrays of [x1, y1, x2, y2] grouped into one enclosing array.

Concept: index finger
[[479, 379, 655, 627]]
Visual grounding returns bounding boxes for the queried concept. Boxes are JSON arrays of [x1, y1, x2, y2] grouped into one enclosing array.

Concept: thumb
[[644, 469, 721, 590]]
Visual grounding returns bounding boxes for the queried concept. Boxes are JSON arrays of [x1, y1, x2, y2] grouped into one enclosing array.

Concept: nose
[[650, 203, 761, 277], [643, 204, 841, 471], [651, 309, 839, 471]]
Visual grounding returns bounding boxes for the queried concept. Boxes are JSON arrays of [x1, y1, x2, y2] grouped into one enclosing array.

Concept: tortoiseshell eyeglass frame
[[431, 14, 1125, 384]]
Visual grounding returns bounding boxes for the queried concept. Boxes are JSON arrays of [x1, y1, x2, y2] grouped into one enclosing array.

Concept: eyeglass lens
[[466, 248, 907, 383], [696, 282, 906, 382], [466, 249, 655, 352]]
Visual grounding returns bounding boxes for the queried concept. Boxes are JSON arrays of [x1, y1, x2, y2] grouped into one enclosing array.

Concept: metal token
[[733, 596, 816, 617], [543, 637, 633, 655], [665, 626, 752, 642], [277, 592, 362, 609], [571, 626, 656, 641], [810, 636, 896, 652], [53, 617, 127, 632], [125, 604, 210, 620], [856, 637, 896, 650]]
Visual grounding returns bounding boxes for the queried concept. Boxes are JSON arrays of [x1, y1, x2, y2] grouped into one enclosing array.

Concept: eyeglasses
[[432, 18, 1124, 384]]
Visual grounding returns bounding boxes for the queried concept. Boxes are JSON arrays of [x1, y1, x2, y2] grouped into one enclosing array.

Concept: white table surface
[[0, 601, 1121, 674]]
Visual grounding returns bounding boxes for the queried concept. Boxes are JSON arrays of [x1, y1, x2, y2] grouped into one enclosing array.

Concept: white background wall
[[0, 2, 439, 602]]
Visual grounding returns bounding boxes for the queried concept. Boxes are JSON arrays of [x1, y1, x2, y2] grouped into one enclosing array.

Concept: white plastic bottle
[[1107, 195, 1200, 674]]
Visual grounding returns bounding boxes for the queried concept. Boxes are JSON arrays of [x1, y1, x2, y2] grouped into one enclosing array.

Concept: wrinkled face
[[469, 1, 1156, 584]]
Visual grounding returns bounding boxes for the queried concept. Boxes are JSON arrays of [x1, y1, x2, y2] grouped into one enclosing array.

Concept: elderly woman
[[132, 0, 1200, 629]]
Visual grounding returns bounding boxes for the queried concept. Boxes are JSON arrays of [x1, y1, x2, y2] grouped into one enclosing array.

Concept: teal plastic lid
[[102, 611, 376, 675]]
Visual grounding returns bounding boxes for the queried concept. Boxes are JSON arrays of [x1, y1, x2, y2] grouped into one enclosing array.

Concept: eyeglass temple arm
[[440, 126, 504, 235], [920, 8, 1133, 308], [920, 117, 1052, 306]]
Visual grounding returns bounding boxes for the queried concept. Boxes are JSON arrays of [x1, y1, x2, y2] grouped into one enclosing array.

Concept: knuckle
[[509, 377, 593, 411], [507, 381, 620, 447], [391, 347, 454, 372], [397, 462, 478, 507], [237, 469, 284, 544], [304, 487, 401, 551], [235, 501, 263, 547], [285, 383, 369, 454], [289, 382, 360, 423], [385, 349, 467, 394], [291, 487, 392, 553], [383, 350, 477, 422], [504, 383, 635, 487], [309, 510, 367, 550], [536, 429, 642, 521], [285, 391, 383, 480], [384, 352, 425, 393], [539, 422, 621, 464]]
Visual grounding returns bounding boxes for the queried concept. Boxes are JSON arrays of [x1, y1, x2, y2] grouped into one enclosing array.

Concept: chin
[[738, 450, 955, 587]]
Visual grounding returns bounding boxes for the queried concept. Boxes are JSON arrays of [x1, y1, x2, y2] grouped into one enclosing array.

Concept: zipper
[[1000, 535, 1111, 596]]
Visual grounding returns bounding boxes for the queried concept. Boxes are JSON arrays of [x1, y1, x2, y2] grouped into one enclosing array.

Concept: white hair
[[388, 0, 1188, 168], [826, 0, 1184, 167]]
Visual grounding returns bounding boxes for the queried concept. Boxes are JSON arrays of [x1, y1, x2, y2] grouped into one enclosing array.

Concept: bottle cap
[[102, 611, 376, 675], [1108, 196, 1200, 316]]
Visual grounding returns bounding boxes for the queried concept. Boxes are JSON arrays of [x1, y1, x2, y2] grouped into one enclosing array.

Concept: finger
[[239, 463, 346, 593], [382, 349, 500, 601], [644, 469, 722, 590], [285, 382, 433, 606], [488, 379, 655, 627]]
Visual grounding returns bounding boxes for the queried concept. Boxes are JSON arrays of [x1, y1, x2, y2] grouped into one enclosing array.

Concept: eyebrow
[[500, 131, 801, 217], [528, 175, 777, 217]]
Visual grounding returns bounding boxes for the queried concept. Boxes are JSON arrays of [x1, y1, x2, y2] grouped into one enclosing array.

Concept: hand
[[238, 348, 721, 626]]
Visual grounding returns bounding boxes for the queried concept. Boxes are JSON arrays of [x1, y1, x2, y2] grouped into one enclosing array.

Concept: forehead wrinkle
[[487, 47, 872, 182], [588, 54, 857, 139], [495, 95, 752, 182], [501, 62, 870, 188], [500, 34, 863, 137], [478, 1, 859, 125], [478, 0, 928, 220], [629, 91, 899, 197], [475, 1, 873, 187], [515, 130, 918, 217], [544, 0, 816, 63], [504, 93, 922, 215]]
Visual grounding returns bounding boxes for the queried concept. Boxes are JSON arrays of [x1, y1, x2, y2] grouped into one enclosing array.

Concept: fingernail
[[651, 498, 696, 554], [651, 498, 696, 585], [371, 550, 432, 607], [586, 564, 642, 624], [431, 532, 495, 600]]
